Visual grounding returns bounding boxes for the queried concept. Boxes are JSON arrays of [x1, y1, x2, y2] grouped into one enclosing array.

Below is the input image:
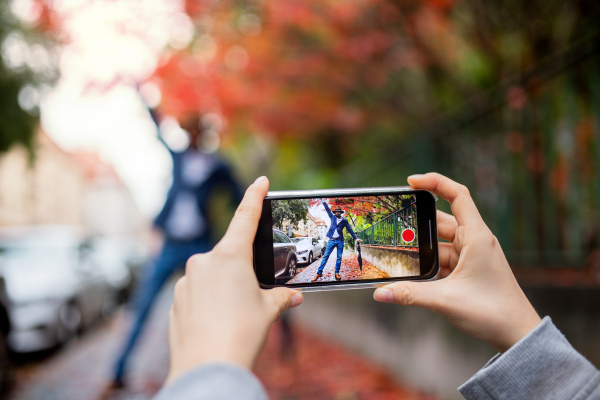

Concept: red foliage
[[31, 0, 455, 137], [30, 0, 61, 34], [154, 0, 446, 133], [311, 196, 398, 218]]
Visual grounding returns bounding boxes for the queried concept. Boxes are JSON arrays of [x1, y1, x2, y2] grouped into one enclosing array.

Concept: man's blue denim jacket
[[322, 201, 357, 242]]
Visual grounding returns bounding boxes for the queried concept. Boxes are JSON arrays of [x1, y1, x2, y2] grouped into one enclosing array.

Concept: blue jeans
[[113, 239, 211, 382], [317, 238, 344, 274]]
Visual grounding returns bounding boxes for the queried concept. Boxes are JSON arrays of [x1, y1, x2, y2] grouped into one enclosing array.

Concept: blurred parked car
[[318, 239, 327, 256], [0, 226, 117, 353], [89, 236, 145, 303], [273, 229, 297, 278], [291, 237, 323, 264]]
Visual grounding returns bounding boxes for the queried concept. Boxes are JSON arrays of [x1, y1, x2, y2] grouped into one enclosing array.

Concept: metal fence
[[356, 206, 418, 248], [343, 45, 600, 269]]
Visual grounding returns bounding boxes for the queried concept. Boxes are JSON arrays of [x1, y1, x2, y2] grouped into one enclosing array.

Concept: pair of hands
[[166, 173, 541, 385]]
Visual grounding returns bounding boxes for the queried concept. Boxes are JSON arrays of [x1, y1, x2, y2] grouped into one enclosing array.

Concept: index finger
[[407, 173, 483, 227], [218, 176, 269, 250]]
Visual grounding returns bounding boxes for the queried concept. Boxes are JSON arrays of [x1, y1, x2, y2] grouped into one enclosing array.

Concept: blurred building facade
[[281, 213, 326, 239], [315, 216, 327, 239], [73, 151, 146, 237], [0, 130, 146, 237], [0, 132, 84, 226]]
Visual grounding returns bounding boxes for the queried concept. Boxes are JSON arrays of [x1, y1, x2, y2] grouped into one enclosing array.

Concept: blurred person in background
[[105, 110, 243, 393]]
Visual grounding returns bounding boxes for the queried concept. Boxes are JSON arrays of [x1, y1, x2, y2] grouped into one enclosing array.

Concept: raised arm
[[135, 86, 173, 153], [147, 107, 173, 153], [322, 200, 333, 218]]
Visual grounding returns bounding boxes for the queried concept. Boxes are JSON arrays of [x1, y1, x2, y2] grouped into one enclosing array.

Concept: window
[[277, 232, 291, 243]]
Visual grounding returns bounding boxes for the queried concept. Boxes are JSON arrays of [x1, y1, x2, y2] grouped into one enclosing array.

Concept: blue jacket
[[322, 201, 357, 242], [153, 129, 243, 242]]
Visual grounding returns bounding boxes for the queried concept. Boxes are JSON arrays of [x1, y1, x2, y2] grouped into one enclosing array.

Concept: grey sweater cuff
[[153, 363, 268, 400], [459, 316, 600, 400]]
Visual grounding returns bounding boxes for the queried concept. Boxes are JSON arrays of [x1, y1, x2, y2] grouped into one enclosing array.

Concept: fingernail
[[291, 292, 303, 307], [374, 288, 394, 303], [408, 174, 424, 181], [254, 176, 267, 184]]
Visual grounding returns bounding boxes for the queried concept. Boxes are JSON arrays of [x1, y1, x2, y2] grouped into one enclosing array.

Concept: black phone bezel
[[254, 188, 439, 289]]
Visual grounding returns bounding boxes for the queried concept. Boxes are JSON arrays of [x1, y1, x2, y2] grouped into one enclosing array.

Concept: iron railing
[[356, 205, 418, 248]]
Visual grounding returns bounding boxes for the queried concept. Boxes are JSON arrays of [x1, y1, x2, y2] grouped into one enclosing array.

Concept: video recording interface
[[272, 195, 420, 285]]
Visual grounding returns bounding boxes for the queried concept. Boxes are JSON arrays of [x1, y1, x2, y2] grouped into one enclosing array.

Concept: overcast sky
[[309, 202, 330, 225], [9, 0, 194, 217]]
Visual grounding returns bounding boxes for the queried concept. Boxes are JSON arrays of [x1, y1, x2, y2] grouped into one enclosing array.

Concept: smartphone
[[253, 187, 439, 291]]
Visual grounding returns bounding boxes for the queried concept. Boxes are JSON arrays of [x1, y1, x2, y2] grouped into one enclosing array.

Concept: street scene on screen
[[271, 195, 420, 285]]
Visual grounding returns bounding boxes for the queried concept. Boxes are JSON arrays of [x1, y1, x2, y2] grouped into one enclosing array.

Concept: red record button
[[401, 228, 415, 243]]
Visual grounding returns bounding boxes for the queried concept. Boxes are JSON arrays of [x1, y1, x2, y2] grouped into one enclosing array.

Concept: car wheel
[[308, 252, 313, 264], [57, 303, 82, 344], [287, 257, 297, 277]]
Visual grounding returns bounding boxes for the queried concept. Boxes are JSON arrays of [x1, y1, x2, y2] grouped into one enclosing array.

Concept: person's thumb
[[373, 280, 444, 313], [265, 288, 304, 316]]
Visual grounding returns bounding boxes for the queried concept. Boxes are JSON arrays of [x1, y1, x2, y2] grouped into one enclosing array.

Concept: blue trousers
[[317, 238, 344, 274], [113, 239, 211, 382]]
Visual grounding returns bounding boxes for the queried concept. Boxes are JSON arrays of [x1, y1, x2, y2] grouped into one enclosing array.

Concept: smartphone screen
[[254, 188, 438, 289]]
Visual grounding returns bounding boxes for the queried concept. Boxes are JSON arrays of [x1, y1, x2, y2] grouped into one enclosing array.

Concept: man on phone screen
[[312, 200, 362, 282]]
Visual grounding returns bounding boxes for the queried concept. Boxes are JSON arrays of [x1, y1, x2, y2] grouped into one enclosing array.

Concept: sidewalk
[[9, 280, 174, 400], [255, 319, 440, 400], [289, 249, 390, 284], [8, 279, 438, 400]]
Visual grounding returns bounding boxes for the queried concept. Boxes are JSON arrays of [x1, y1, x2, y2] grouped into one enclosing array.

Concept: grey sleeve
[[459, 316, 600, 400], [153, 363, 268, 400]]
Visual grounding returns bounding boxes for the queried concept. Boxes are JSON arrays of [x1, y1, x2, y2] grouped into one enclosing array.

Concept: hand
[[166, 176, 304, 384], [373, 173, 541, 353], [356, 238, 363, 243]]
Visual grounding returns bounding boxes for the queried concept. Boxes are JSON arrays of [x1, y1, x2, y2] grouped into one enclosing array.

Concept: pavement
[[289, 249, 389, 284], [255, 317, 440, 400], [7, 275, 438, 400], [9, 279, 175, 400]]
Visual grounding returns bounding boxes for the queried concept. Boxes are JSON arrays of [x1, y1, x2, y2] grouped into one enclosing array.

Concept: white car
[[291, 237, 322, 265]]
